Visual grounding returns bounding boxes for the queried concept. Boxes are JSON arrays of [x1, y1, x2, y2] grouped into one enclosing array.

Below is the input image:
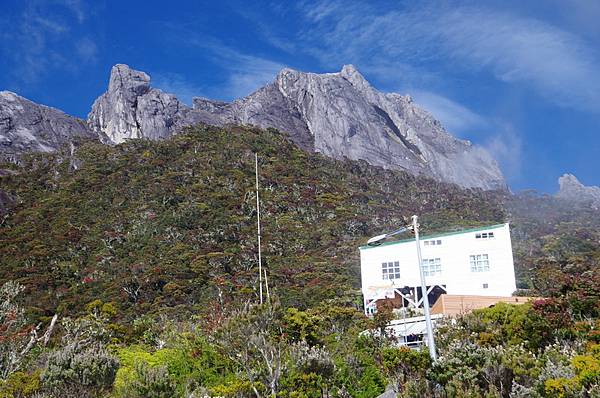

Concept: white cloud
[[296, 1, 600, 113], [0, 1, 97, 86], [484, 125, 523, 181], [438, 8, 600, 111], [170, 32, 286, 100], [411, 91, 487, 136]]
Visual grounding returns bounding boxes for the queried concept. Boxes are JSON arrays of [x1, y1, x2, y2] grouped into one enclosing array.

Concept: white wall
[[359, 223, 516, 301]]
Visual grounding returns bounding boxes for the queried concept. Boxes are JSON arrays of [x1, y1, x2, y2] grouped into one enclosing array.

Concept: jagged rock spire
[[86, 63, 506, 190], [556, 173, 600, 208], [88, 64, 188, 144], [108, 64, 151, 96]]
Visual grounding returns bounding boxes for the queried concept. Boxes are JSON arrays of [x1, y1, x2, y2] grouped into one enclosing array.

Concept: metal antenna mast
[[255, 153, 263, 305]]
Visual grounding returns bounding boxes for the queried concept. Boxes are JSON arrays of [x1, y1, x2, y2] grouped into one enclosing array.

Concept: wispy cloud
[[438, 8, 600, 112], [411, 91, 487, 136], [76, 37, 98, 63], [161, 27, 286, 100], [190, 39, 286, 99], [0, 1, 98, 87], [550, 0, 600, 41], [484, 125, 523, 181], [60, 0, 86, 24], [219, 52, 285, 99], [295, 1, 600, 113]]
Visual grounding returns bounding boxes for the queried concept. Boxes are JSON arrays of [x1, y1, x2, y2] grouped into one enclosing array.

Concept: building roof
[[359, 223, 507, 251]]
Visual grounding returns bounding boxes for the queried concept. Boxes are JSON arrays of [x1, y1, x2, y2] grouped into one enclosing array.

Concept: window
[[424, 239, 442, 246], [422, 258, 442, 276], [475, 232, 495, 239], [382, 261, 400, 280], [470, 254, 490, 272]]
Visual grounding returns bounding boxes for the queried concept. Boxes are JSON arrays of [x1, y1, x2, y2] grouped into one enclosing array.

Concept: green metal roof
[[359, 223, 507, 251]]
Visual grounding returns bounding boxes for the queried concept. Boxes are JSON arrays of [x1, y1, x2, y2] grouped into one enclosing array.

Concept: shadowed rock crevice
[[372, 104, 422, 155]]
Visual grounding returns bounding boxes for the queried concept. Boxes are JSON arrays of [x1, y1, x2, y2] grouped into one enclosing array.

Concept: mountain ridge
[[88, 64, 507, 190], [0, 90, 96, 162], [3, 63, 596, 195]]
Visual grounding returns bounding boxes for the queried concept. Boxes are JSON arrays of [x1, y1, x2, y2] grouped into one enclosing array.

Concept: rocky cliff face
[[87, 64, 220, 144], [88, 64, 505, 190], [556, 174, 600, 209], [88, 64, 188, 144], [5, 63, 507, 190], [0, 91, 95, 162], [199, 65, 505, 190]]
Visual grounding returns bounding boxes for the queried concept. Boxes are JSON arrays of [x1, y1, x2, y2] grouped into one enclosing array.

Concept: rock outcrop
[[556, 174, 600, 209], [88, 64, 220, 144], [0, 91, 94, 162], [88, 64, 505, 190], [5, 63, 507, 190], [193, 65, 506, 190]]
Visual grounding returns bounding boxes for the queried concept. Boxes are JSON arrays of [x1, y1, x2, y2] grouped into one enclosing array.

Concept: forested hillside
[[0, 124, 504, 323], [1, 125, 598, 397], [506, 191, 600, 295]]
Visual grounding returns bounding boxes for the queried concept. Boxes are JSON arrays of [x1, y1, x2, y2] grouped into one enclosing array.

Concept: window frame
[[469, 254, 490, 272], [382, 261, 401, 280], [421, 257, 442, 277], [423, 239, 442, 246]]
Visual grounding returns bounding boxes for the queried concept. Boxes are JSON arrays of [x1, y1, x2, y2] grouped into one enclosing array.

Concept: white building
[[359, 223, 516, 315]]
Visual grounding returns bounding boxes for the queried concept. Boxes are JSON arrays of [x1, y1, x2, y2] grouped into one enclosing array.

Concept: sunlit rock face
[[556, 173, 600, 209], [88, 64, 222, 145], [88, 64, 186, 144], [89, 63, 506, 190], [194, 64, 506, 190], [0, 91, 94, 162]]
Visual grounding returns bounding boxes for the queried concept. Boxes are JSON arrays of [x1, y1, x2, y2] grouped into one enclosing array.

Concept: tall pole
[[413, 215, 437, 361], [256, 153, 263, 305]]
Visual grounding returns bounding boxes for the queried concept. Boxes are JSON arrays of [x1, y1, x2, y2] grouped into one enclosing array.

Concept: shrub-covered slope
[[0, 125, 505, 321], [506, 191, 600, 294]]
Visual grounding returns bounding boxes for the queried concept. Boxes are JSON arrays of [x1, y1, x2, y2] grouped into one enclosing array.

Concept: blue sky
[[1, 0, 599, 193]]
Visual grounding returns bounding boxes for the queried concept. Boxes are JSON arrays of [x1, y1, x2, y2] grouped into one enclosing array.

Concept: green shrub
[[572, 354, 600, 387], [127, 363, 175, 398], [113, 337, 236, 398], [0, 370, 41, 398], [41, 343, 119, 397], [382, 346, 431, 392]]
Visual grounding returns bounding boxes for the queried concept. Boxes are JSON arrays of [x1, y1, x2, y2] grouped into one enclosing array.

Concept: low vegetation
[[0, 124, 598, 396]]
